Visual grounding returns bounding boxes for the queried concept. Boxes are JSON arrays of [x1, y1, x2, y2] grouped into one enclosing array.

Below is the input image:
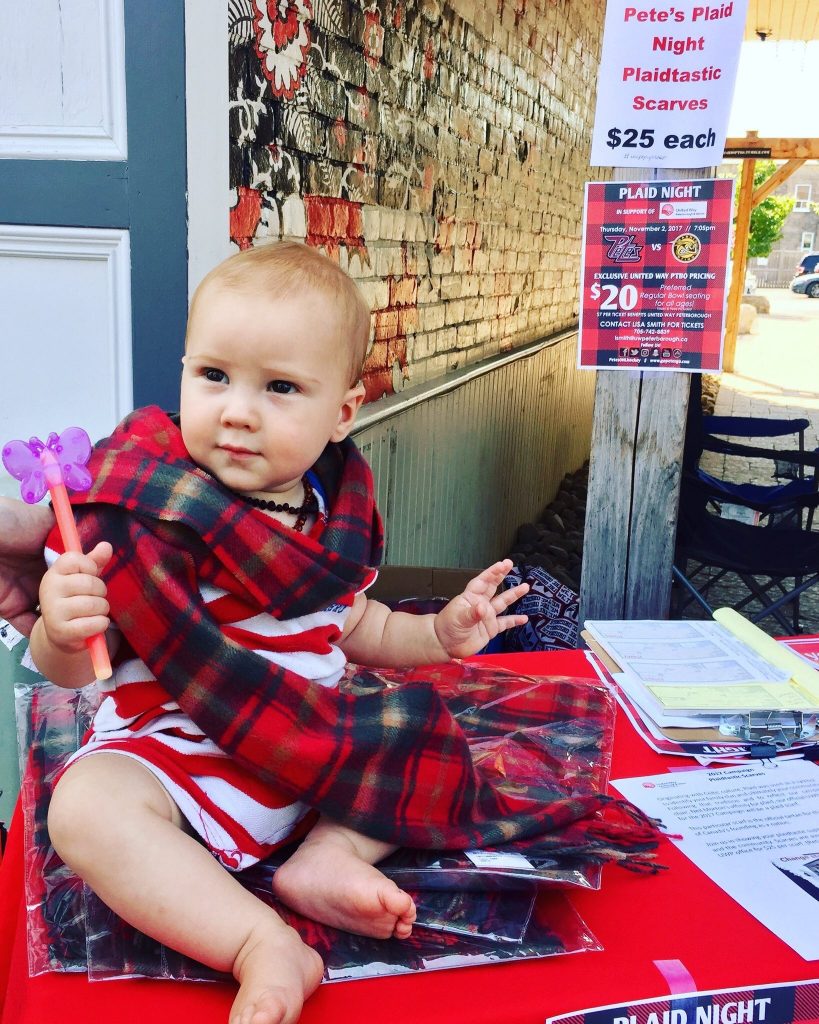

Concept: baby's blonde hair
[[188, 241, 371, 384]]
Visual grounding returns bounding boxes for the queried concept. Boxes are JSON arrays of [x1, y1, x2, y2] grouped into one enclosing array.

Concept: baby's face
[[180, 284, 364, 501]]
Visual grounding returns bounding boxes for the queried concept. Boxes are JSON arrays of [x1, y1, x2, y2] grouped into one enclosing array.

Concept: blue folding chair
[[684, 376, 817, 529], [672, 468, 819, 633]]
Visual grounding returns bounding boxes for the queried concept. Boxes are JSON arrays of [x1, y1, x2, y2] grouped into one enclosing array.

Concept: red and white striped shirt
[[43, 493, 376, 871]]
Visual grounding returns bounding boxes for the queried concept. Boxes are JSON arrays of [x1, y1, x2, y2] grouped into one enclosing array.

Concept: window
[[794, 184, 812, 211], [802, 232, 815, 251]]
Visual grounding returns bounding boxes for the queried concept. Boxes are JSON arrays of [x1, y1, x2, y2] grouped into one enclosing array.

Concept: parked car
[[790, 272, 819, 298], [794, 252, 819, 277]]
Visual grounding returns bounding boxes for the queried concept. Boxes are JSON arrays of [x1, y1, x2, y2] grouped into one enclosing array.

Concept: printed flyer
[[578, 177, 733, 371], [612, 760, 819, 962], [590, 0, 749, 168]]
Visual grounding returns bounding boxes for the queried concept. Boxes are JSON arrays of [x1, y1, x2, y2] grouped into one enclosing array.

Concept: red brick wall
[[228, 0, 604, 403]]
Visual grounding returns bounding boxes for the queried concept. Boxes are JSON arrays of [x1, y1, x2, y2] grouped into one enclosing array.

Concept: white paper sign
[[590, 0, 749, 168], [612, 760, 819, 960]]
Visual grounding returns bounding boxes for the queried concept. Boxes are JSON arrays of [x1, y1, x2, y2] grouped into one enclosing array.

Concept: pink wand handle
[[44, 459, 112, 682]]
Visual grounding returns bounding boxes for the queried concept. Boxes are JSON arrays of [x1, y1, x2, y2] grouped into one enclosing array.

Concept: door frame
[[185, 0, 231, 299]]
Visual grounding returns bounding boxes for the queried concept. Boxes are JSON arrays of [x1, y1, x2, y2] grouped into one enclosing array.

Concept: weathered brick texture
[[229, 0, 604, 403]]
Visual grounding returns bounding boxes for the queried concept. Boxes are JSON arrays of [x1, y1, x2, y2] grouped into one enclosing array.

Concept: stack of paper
[[583, 610, 819, 759]]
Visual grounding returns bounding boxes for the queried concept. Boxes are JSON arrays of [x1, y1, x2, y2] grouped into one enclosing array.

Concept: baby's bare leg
[[272, 817, 416, 939], [48, 754, 323, 1024]]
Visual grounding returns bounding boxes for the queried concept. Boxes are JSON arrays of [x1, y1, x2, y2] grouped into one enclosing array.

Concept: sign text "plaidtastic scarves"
[[590, 0, 748, 167]]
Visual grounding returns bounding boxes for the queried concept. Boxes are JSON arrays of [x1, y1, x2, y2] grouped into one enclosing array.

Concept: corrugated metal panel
[[352, 332, 594, 567], [352, 427, 394, 526]]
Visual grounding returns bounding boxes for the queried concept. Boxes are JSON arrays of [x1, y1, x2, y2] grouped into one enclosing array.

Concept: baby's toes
[[381, 882, 415, 919], [232, 987, 293, 1024], [393, 917, 414, 939]]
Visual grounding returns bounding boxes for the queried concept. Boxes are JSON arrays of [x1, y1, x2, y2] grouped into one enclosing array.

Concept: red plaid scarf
[[67, 407, 659, 857]]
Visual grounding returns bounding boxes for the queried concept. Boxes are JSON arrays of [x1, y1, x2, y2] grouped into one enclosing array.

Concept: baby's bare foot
[[272, 836, 416, 940], [230, 920, 323, 1024]]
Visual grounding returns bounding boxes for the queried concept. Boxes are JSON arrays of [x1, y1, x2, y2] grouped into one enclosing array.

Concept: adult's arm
[[0, 497, 54, 635]]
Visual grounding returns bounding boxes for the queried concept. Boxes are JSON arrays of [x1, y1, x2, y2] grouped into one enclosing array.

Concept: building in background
[[748, 163, 819, 288]]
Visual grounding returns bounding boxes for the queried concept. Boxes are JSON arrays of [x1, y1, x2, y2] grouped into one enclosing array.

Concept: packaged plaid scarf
[[16, 680, 95, 975], [62, 406, 660, 857], [19, 663, 610, 981], [84, 877, 601, 983]]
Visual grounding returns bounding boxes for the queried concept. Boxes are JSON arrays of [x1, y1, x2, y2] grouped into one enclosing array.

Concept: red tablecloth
[[1, 650, 816, 1023]]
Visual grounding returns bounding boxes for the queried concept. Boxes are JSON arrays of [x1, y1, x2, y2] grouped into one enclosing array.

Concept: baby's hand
[[38, 542, 113, 654], [433, 559, 528, 659]]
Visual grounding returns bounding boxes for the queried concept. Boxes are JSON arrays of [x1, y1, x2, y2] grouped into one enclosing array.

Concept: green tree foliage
[[746, 160, 795, 258]]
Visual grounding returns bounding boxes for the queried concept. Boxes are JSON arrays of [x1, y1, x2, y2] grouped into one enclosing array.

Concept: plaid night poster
[[547, 978, 819, 1024], [578, 178, 734, 372]]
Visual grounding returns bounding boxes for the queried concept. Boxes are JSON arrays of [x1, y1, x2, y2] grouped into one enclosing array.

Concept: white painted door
[[0, 0, 190, 491], [0, 0, 132, 458]]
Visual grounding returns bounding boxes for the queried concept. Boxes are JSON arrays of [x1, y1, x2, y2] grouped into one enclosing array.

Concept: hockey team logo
[[604, 233, 643, 262], [671, 233, 701, 263]]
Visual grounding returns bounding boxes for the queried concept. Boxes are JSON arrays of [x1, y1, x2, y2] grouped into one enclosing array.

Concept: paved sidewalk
[[682, 288, 819, 635]]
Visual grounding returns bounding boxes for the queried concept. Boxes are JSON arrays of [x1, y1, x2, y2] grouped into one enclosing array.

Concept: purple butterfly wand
[[2, 428, 112, 681]]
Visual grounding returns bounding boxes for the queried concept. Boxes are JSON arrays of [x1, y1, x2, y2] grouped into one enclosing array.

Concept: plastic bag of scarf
[[84, 867, 601, 982], [15, 678, 100, 976], [23, 661, 654, 981], [81, 663, 650, 982]]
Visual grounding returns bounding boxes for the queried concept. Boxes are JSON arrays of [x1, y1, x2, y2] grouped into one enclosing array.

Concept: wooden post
[[722, 157, 756, 373], [579, 167, 713, 624], [721, 133, 819, 371], [580, 370, 689, 620]]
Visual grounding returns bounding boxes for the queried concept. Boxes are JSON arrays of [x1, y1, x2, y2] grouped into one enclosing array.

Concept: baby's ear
[[331, 382, 366, 442]]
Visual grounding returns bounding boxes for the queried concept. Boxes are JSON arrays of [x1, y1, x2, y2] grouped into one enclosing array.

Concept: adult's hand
[[0, 497, 54, 635]]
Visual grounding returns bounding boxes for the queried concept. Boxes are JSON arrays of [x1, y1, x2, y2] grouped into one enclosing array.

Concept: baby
[[29, 241, 528, 1024]]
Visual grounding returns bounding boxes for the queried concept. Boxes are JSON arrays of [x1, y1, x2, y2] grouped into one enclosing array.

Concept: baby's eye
[[267, 380, 297, 394], [203, 367, 227, 383]]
